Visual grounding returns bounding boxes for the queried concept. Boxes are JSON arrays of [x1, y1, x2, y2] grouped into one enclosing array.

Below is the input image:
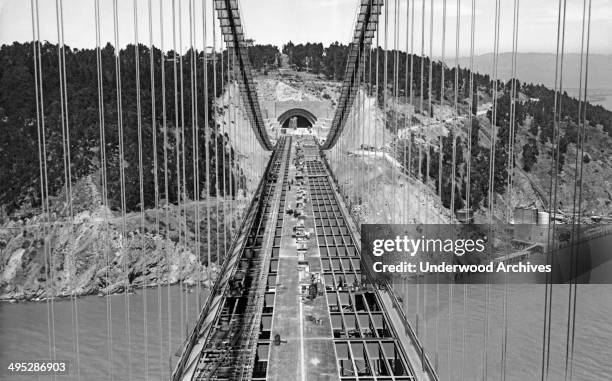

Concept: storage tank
[[538, 211, 550, 225]]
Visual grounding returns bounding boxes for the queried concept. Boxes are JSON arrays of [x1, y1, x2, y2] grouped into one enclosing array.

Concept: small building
[[455, 208, 474, 224], [513, 207, 538, 224]]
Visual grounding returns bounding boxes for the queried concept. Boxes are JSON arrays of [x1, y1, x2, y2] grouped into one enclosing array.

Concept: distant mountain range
[[456, 53, 612, 91]]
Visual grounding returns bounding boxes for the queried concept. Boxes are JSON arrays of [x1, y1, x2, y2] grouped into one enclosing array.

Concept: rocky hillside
[[0, 175, 241, 302], [0, 42, 248, 302]]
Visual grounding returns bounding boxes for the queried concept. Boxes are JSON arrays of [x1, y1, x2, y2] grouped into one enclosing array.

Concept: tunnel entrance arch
[[277, 108, 317, 129]]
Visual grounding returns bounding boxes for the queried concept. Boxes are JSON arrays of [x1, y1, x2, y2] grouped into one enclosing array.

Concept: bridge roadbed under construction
[[175, 135, 436, 381]]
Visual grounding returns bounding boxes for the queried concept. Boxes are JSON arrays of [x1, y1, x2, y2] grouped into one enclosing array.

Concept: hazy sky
[[0, 0, 610, 56]]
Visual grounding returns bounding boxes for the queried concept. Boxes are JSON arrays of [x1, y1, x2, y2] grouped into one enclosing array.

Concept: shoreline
[[1, 278, 215, 304]]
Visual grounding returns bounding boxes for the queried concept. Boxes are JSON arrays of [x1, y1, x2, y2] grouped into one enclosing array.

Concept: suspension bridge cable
[[54, 0, 81, 377], [220, 35, 227, 264], [450, 0, 459, 374], [393, 0, 399, 225], [158, 0, 173, 375], [374, 19, 379, 208], [212, 8, 220, 267], [408, 0, 415, 184], [93, 0, 114, 377], [501, 1, 520, 379], [130, 0, 150, 377], [564, 0, 590, 378], [542, 0, 567, 378], [202, 0, 211, 279], [146, 1, 164, 376], [171, 0, 183, 361], [553, 2, 568, 377], [229, 50, 234, 241], [188, 0, 199, 316], [426, 0, 433, 196], [359, 32, 365, 226], [401, 0, 412, 330], [451, 0, 459, 215], [401, 0, 408, 225], [567, 1, 592, 378], [461, 0, 476, 379], [435, 0, 447, 371], [438, 0, 446, 209], [111, 1, 133, 378], [483, 0, 502, 378], [423, 0, 435, 355], [383, 0, 389, 222], [415, 0, 425, 341], [178, 0, 189, 337], [30, 0, 56, 364], [418, 0, 424, 190]]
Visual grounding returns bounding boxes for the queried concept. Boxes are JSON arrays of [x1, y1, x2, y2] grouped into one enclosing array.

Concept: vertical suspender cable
[[449, 0, 460, 376], [436, 0, 447, 371], [375, 23, 379, 206], [462, 0, 476, 379], [94, 0, 113, 376], [31, 0, 56, 363], [132, 1, 148, 376], [393, 0, 399, 225], [484, 1, 501, 379], [416, 0, 425, 338], [542, 0, 567, 378], [171, 0, 183, 347], [173, 4, 183, 347], [189, 0, 202, 315], [202, 0, 212, 278], [159, 0, 173, 373], [187, 0, 198, 326], [403, 0, 409, 224], [220, 36, 227, 262], [565, 0, 589, 378], [553, 1, 569, 377], [55, 0, 74, 224], [423, 0, 435, 351], [228, 50, 234, 239], [360, 31, 366, 226], [567, 2, 591, 379], [212, 8, 220, 266], [383, 0, 389, 222], [112, 1, 133, 378], [408, 0, 414, 187], [146, 0, 163, 377], [501, 0, 520, 379], [418, 0, 424, 189], [55, 0, 81, 377], [178, 0, 189, 335], [439, 0, 446, 210], [227, 44, 233, 241], [451, 0, 459, 214], [426, 0, 433, 195], [401, 0, 411, 324]]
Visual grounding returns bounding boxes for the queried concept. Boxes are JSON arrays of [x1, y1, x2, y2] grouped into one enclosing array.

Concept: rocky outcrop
[[0, 205, 220, 302]]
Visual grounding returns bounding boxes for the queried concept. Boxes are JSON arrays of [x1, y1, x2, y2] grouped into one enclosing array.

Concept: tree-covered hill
[[0, 42, 241, 217], [2, 40, 612, 217], [315, 43, 612, 212]]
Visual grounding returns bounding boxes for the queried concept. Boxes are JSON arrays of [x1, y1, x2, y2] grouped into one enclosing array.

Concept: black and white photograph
[[0, 0, 611, 380]]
